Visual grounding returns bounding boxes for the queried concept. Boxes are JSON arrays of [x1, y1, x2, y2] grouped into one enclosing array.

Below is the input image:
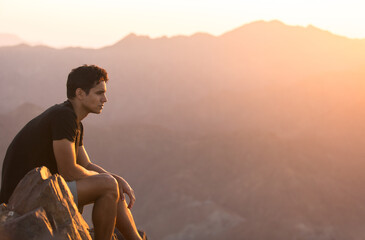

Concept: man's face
[[81, 81, 108, 114]]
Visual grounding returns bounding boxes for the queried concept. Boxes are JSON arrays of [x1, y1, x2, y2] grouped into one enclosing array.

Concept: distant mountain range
[[2, 20, 365, 240], [1, 20, 365, 133]]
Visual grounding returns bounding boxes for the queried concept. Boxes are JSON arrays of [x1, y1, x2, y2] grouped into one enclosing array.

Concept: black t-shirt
[[0, 100, 83, 203]]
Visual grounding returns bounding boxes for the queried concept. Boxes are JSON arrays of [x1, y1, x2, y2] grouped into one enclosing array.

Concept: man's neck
[[67, 99, 89, 122]]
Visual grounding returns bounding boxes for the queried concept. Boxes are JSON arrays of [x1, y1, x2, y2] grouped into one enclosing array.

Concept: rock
[[1, 167, 147, 240], [2, 166, 92, 240], [3, 207, 53, 239], [0, 203, 20, 224], [8, 166, 52, 211], [0, 226, 12, 240]]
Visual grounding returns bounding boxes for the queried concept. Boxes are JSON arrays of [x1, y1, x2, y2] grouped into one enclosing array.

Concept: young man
[[0, 65, 143, 240]]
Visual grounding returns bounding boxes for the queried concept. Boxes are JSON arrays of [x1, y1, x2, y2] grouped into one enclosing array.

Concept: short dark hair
[[67, 65, 109, 99]]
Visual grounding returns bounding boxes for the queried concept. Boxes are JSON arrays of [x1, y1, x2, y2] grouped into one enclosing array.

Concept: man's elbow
[[59, 172, 75, 181], [58, 166, 80, 181], [83, 162, 92, 170]]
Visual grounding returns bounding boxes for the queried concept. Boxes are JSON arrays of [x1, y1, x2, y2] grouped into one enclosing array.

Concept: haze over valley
[[1, 20, 365, 239]]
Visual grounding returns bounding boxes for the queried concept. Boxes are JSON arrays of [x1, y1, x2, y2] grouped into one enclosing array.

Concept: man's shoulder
[[43, 101, 76, 118]]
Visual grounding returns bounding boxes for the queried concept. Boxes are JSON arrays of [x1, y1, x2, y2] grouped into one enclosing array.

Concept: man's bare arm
[[77, 146, 136, 208], [53, 139, 98, 181], [77, 145, 108, 173]]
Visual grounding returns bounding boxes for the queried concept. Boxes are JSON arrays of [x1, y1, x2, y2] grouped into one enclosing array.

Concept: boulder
[[0, 167, 147, 240], [0, 203, 20, 224], [2, 207, 53, 239], [2, 166, 92, 240]]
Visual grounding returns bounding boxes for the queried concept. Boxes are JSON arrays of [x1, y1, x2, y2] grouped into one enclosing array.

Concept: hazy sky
[[1, 0, 364, 48]]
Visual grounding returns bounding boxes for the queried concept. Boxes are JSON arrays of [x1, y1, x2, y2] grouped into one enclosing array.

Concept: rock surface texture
[[0, 166, 92, 240]]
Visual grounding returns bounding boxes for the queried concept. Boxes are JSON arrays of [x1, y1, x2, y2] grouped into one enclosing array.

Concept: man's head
[[67, 65, 109, 114], [67, 65, 108, 99]]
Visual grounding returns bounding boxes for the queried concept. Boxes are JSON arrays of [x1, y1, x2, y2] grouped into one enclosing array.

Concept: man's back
[[0, 100, 83, 203]]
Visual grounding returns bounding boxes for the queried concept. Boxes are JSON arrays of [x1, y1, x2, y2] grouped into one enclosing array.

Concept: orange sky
[[0, 0, 364, 48]]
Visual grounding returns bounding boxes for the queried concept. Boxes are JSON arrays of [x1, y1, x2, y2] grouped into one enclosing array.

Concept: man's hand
[[114, 175, 136, 209], [78, 148, 137, 208]]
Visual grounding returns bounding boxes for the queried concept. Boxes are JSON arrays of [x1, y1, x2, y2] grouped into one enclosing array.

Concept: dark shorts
[[66, 181, 78, 207]]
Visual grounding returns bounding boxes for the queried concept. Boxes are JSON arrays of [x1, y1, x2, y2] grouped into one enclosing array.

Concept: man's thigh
[[76, 173, 118, 207]]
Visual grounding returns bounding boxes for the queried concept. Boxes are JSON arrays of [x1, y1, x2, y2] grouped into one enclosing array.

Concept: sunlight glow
[[1, 0, 365, 48]]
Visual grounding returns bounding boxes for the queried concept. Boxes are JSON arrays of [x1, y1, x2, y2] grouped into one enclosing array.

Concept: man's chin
[[90, 109, 102, 114]]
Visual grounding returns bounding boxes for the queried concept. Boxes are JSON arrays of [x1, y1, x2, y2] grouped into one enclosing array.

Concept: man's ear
[[75, 88, 86, 99]]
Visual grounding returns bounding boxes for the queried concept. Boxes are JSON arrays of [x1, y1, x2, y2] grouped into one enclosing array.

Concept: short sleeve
[[51, 109, 79, 142]]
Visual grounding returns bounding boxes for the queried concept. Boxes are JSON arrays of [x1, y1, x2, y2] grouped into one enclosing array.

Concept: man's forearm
[[85, 162, 108, 174], [85, 163, 126, 183]]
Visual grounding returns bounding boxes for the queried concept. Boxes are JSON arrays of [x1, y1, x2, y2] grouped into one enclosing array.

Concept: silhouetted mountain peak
[[112, 33, 151, 47], [8, 102, 43, 118], [190, 32, 215, 39], [0, 33, 24, 47], [124, 33, 141, 39], [305, 24, 348, 39], [221, 20, 285, 36], [220, 19, 344, 41]]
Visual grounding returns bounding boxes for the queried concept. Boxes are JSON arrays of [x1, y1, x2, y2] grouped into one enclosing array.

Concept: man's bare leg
[[115, 199, 142, 240], [92, 192, 118, 240], [76, 174, 120, 240]]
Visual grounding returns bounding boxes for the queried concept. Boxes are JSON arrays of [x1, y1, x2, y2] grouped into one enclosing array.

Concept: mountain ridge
[[2, 20, 364, 51], [0, 33, 25, 47]]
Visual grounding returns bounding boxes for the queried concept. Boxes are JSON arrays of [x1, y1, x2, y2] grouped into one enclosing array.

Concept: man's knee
[[99, 173, 119, 200]]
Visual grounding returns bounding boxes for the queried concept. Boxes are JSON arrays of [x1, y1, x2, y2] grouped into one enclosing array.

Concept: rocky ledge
[[0, 167, 126, 239]]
